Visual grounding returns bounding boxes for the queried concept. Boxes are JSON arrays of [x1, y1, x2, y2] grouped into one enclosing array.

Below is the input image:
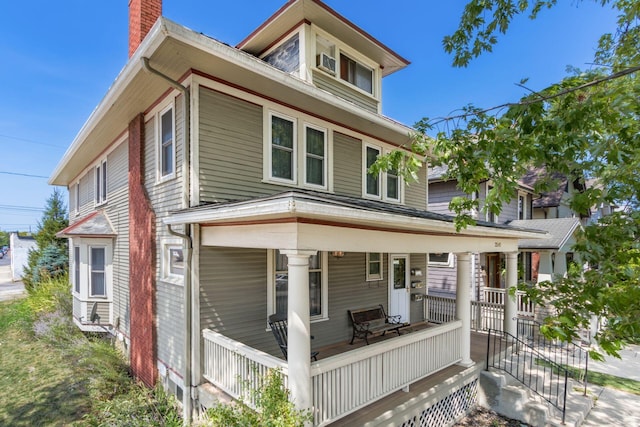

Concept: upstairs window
[[158, 105, 175, 179], [518, 194, 526, 220], [365, 145, 381, 197], [340, 54, 373, 94], [74, 246, 80, 294], [363, 144, 402, 202], [304, 125, 327, 188], [95, 160, 107, 205], [270, 113, 296, 182], [74, 182, 80, 215]]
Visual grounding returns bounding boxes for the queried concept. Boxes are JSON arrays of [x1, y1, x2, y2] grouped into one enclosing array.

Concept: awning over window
[[56, 211, 116, 238]]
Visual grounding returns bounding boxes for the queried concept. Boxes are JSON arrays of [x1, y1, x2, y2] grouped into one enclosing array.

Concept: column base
[[457, 358, 475, 368]]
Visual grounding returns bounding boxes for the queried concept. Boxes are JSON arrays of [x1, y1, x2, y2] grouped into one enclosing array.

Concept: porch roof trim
[[165, 190, 548, 240]]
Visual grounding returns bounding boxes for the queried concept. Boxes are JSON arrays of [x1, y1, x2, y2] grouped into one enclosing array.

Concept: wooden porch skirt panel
[[202, 321, 463, 427]]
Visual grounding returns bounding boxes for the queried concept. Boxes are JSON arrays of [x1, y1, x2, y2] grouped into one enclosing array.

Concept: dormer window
[[340, 54, 373, 94]]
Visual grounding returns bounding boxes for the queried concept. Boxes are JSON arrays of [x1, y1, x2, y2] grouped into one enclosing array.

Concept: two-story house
[[49, 1, 544, 425]]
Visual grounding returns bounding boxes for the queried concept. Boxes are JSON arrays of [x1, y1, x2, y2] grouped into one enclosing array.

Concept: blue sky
[[0, 1, 618, 232]]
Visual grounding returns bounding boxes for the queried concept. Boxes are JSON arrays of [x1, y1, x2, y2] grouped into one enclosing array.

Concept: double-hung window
[[340, 54, 373, 94], [159, 105, 175, 179], [74, 183, 80, 215], [365, 145, 381, 197], [363, 144, 401, 202], [366, 252, 383, 281], [90, 247, 106, 297], [304, 124, 327, 188], [95, 160, 107, 205], [270, 113, 296, 182], [269, 250, 327, 320]]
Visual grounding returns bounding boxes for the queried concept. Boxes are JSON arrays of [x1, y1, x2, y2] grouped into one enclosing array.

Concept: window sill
[[156, 173, 177, 186], [159, 277, 184, 287], [261, 179, 333, 194]]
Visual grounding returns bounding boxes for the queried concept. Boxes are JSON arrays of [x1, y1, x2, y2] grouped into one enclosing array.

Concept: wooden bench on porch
[[348, 304, 409, 345]]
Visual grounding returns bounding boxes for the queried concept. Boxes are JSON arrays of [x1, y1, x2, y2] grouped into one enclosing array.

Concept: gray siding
[[405, 164, 427, 210], [428, 181, 463, 216], [199, 247, 273, 353], [312, 70, 378, 114], [199, 87, 282, 202], [105, 141, 130, 334], [409, 253, 427, 323], [144, 95, 187, 374], [333, 132, 362, 197], [77, 169, 95, 219], [157, 281, 184, 373], [199, 249, 429, 355]]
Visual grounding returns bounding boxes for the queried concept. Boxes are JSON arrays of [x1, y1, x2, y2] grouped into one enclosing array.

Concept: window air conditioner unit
[[318, 52, 336, 75]]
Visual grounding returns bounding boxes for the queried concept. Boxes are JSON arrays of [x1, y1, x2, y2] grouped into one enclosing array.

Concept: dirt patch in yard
[[454, 406, 529, 426]]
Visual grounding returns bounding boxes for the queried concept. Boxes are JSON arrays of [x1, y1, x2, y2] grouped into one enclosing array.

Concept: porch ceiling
[[166, 191, 548, 253]]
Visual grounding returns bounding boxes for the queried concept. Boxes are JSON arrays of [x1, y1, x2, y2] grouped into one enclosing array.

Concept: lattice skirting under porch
[[399, 379, 478, 427]]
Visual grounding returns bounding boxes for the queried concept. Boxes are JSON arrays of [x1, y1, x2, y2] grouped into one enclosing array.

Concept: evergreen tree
[[23, 189, 69, 291]]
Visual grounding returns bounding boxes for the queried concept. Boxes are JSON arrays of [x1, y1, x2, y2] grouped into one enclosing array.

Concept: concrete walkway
[[0, 255, 26, 302], [583, 345, 640, 426]]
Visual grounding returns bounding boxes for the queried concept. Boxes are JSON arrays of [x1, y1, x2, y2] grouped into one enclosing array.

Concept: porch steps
[[479, 369, 595, 427]]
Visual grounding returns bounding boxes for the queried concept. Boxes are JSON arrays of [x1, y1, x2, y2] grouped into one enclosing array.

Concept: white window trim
[[362, 143, 404, 203], [366, 252, 384, 281], [428, 253, 454, 268], [89, 245, 108, 298], [303, 123, 328, 190], [518, 191, 528, 220], [266, 249, 329, 323], [485, 182, 498, 223], [312, 26, 379, 100], [73, 245, 81, 294], [94, 159, 108, 207], [161, 239, 185, 285], [363, 143, 382, 199], [74, 182, 80, 216], [73, 238, 113, 302], [267, 111, 298, 185], [156, 102, 176, 183]]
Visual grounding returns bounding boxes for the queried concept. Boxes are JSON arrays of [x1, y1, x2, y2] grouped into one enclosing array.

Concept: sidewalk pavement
[[582, 344, 640, 426], [0, 259, 26, 302]]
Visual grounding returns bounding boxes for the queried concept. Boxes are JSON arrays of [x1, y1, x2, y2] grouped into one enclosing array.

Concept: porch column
[[537, 250, 554, 284], [281, 249, 316, 414], [503, 252, 518, 337], [455, 252, 473, 367]]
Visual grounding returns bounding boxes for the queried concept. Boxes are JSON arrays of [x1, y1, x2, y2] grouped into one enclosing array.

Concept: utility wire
[[0, 204, 44, 212], [0, 171, 49, 179], [0, 133, 66, 149]]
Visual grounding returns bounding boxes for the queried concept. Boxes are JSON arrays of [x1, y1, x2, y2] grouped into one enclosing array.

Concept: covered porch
[[165, 191, 546, 426]]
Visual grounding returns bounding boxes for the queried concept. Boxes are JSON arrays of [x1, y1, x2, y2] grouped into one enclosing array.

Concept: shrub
[[203, 369, 312, 427]]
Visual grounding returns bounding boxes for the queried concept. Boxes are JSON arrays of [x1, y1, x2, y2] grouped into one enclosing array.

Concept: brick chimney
[[129, 0, 162, 58]]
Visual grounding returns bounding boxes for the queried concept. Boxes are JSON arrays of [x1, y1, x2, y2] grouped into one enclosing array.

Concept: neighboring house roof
[[56, 211, 116, 238], [166, 190, 547, 241], [428, 164, 536, 193], [508, 217, 581, 250], [520, 167, 566, 208], [237, 0, 409, 76]]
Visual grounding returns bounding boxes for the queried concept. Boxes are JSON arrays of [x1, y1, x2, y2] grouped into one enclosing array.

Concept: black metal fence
[[516, 317, 589, 395], [486, 328, 569, 424]]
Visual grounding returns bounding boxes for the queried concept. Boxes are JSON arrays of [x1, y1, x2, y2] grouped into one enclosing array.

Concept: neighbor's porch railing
[[424, 293, 533, 332], [482, 287, 535, 316], [202, 321, 463, 426]]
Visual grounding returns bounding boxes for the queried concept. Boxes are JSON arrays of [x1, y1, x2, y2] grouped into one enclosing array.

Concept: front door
[[389, 254, 410, 323]]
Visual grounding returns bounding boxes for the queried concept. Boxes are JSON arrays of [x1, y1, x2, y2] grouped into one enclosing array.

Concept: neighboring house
[[9, 232, 37, 282], [48, 1, 544, 424], [427, 165, 537, 301], [519, 166, 590, 224]]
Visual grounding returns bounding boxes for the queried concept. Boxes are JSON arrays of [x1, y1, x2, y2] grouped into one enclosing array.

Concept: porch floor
[[326, 330, 489, 427]]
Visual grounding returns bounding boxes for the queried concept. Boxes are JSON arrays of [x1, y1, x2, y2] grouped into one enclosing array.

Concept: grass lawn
[[536, 357, 640, 396], [0, 300, 92, 426]]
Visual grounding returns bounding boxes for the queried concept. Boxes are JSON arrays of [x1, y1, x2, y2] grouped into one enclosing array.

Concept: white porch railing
[[482, 287, 535, 316], [202, 329, 288, 408], [202, 321, 463, 426], [424, 294, 532, 332]]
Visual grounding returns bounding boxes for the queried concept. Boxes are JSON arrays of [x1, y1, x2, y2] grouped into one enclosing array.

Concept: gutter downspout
[[141, 57, 194, 425]]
